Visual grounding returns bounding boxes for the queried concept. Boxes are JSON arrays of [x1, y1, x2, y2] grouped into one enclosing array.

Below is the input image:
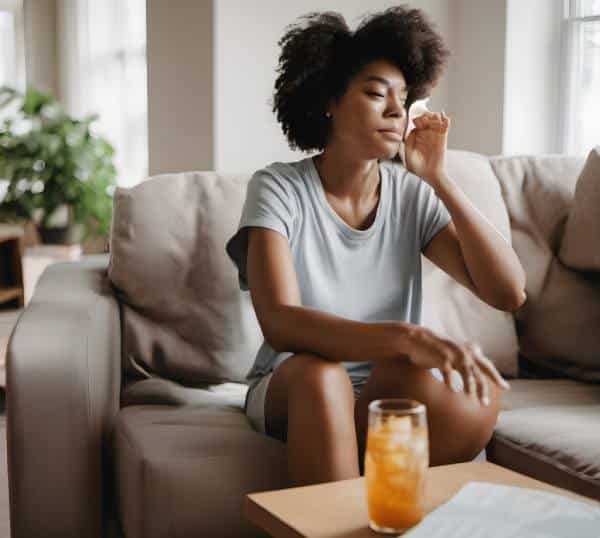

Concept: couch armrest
[[6, 254, 122, 538]]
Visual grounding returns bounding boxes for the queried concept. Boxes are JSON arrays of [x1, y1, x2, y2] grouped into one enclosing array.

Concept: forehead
[[358, 60, 407, 91]]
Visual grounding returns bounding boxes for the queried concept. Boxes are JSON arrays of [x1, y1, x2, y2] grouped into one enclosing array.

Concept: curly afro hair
[[270, 4, 451, 153]]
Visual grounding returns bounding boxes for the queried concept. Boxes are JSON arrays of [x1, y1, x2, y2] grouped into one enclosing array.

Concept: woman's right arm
[[246, 226, 415, 363], [246, 226, 511, 399]]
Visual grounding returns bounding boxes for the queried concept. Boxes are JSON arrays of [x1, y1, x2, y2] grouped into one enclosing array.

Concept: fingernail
[[482, 397, 490, 406]]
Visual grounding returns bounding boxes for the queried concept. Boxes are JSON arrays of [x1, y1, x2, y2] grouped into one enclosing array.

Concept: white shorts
[[244, 366, 485, 460], [245, 371, 373, 435], [245, 372, 274, 435], [244, 366, 465, 436]]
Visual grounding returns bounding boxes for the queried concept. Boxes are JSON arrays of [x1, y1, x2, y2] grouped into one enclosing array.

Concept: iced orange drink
[[364, 399, 429, 534]]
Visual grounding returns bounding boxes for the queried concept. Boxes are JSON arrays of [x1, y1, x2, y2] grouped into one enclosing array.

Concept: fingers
[[467, 342, 510, 390], [473, 365, 490, 407], [440, 359, 457, 392], [440, 339, 478, 400], [412, 111, 450, 133], [435, 336, 508, 408], [443, 340, 495, 407], [475, 352, 511, 391]]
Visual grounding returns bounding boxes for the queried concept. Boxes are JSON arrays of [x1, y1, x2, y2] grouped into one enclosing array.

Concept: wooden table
[[246, 461, 600, 537]]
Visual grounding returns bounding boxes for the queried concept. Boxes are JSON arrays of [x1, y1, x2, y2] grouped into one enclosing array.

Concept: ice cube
[[385, 416, 412, 433]]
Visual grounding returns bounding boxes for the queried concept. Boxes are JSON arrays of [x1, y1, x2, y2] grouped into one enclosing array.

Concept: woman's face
[[326, 59, 409, 160]]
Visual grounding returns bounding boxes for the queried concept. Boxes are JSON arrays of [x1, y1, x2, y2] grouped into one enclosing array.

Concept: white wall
[[214, 0, 453, 173], [23, 1, 565, 174], [146, 0, 214, 175], [503, 0, 563, 156], [23, 0, 58, 96], [446, 0, 508, 156]]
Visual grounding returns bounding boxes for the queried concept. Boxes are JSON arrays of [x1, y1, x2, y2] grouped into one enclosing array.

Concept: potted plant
[[0, 85, 117, 244]]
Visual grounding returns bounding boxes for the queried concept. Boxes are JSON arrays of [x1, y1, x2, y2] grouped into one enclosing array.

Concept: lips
[[378, 129, 403, 141]]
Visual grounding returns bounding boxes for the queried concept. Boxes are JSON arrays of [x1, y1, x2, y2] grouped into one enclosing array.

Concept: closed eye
[[367, 92, 407, 106]]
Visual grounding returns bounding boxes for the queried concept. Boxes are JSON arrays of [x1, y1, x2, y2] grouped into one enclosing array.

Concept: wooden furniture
[[0, 226, 25, 310], [245, 461, 600, 537]]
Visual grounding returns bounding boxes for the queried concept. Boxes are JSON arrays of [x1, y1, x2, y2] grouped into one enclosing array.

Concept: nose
[[386, 95, 407, 119]]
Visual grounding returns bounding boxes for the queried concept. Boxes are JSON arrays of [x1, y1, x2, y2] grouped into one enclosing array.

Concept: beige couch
[[6, 149, 600, 538]]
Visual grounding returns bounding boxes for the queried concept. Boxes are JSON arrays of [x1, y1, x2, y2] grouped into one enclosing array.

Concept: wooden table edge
[[245, 461, 600, 537]]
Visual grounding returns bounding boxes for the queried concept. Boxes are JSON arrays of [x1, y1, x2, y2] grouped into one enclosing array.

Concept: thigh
[[354, 358, 502, 467], [264, 353, 353, 442]]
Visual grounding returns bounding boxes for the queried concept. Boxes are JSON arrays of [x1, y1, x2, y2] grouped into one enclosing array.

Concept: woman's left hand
[[404, 110, 451, 187]]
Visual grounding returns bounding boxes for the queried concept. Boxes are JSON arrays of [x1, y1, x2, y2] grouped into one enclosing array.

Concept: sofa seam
[[492, 432, 600, 486], [116, 424, 146, 538]]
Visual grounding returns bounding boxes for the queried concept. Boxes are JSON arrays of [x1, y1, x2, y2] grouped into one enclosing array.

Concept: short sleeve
[[225, 170, 297, 291], [419, 181, 452, 251]]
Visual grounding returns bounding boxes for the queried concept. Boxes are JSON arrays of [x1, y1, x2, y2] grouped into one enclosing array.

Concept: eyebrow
[[364, 75, 408, 93]]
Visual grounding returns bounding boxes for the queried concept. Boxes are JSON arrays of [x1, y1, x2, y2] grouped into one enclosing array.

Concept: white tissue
[[400, 97, 431, 163]]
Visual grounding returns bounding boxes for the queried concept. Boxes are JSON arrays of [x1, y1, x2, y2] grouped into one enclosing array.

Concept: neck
[[313, 148, 381, 204]]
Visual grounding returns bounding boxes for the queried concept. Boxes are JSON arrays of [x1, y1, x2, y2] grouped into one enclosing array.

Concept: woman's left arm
[[404, 110, 526, 312], [427, 177, 527, 311]]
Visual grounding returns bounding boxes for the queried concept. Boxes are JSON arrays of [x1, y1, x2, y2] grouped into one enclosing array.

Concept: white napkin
[[399, 97, 431, 164], [402, 481, 600, 538]]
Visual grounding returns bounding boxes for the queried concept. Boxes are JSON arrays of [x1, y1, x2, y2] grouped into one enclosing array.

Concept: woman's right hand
[[406, 326, 511, 406]]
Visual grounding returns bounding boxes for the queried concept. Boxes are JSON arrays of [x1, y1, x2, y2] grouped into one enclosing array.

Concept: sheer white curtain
[[57, 0, 148, 187], [559, 0, 600, 155], [0, 0, 26, 91]]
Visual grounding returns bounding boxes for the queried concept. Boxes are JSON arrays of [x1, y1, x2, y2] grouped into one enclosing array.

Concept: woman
[[225, 5, 526, 487]]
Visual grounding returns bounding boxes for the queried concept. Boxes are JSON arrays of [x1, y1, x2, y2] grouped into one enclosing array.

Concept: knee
[[430, 378, 502, 463], [370, 358, 502, 463], [284, 353, 354, 404]]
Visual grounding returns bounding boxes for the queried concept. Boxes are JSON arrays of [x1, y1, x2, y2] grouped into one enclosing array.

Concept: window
[[84, 0, 148, 187], [559, 0, 600, 155], [0, 0, 25, 91]]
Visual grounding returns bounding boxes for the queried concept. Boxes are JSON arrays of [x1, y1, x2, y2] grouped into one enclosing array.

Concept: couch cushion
[[497, 378, 600, 411], [489, 406, 600, 502], [120, 377, 248, 408], [112, 405, 287, 538], [108, 172, 263, 385], [489, 154, 600, 382], [421, 150, 520, 377], [559, 146, 600, 271], [490, 378, 600, 501]]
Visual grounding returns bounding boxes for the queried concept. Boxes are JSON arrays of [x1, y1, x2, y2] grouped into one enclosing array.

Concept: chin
[[381, 143, 401, 160]]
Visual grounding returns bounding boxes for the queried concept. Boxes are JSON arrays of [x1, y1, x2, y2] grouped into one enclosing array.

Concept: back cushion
[[108, 172, 262, 386], [421, 150, 520, 377], [489, 153, 600, 382], [559, 146, 600, 271]]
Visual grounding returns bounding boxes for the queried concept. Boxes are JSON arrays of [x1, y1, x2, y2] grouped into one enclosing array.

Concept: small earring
[[325, 112, 331, 118]]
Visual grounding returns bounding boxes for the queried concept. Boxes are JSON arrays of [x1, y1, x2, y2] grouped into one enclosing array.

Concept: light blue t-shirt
[[225, 155, 451, 383]]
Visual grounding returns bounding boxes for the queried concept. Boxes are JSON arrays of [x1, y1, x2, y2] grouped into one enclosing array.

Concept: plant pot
[[37, 204, 84, 245], [38, 223, 84, 245]]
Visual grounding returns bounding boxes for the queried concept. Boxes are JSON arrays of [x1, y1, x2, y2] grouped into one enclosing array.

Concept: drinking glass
[[364, 398, 429, 534]]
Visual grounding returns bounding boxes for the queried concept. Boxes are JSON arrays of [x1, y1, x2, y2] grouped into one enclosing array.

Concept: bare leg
[[354, 358, 502, 473], [265, 353, 360, 486]]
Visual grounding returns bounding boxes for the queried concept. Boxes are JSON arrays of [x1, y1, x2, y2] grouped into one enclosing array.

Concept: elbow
[[497, 289, 527, 313], [490, 290, 527, 314]]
